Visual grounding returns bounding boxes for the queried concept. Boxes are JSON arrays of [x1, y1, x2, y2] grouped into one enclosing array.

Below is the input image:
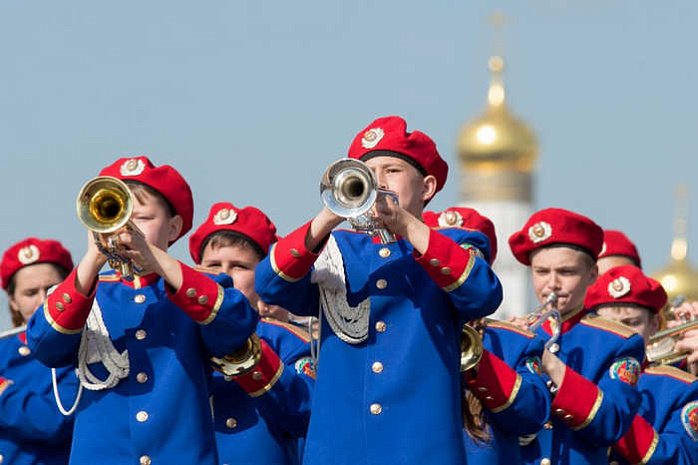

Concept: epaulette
[[485, 319, 535, 339], [261, 317, 311, 343], [580, 315, 636, 339], [644, 365, 697, 384]]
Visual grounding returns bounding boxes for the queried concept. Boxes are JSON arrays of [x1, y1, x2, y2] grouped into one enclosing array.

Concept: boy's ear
[[421, 174, 438, 203], [168, 215, 184, 242]]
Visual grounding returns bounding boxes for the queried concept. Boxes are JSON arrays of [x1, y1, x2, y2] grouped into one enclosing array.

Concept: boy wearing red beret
[[0, 238, 77, 464], [597, 229, 642, 275], [27, 157, 258, 465], [189, 202, 314, 465], [586, 266, 698, 464], [255, 116, 503, 464], [509, 208, 645, 465]]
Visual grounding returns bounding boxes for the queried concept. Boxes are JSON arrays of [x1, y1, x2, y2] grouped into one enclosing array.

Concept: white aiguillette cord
[[51, 297, 130, 416]]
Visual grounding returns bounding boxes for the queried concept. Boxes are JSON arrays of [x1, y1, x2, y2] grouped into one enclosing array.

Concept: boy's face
[[364, 156, 436, 218], [130, 189, 182, 251], [596, 304, 659, 344], [530, 246, 598, 315], [597, 255, 637, 275], [9, 263, 64, 324]]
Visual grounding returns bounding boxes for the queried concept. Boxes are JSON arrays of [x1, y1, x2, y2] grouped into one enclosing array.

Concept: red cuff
[[269, 221, 321, 282], [551, 368, 604, 431], [465, 350, 522, 413], [167, 262, 224, 325], [0, 378, 13, 396], [43, 267, 95, 335], [614, 414, 659, 464], [233, 340, 284, 398], [415, 229, 476, 292]]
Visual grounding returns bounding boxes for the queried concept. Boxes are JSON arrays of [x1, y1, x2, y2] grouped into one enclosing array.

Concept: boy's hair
[[199, 230, 265, 263], [7, 263, 70, 327], [124, 180, 176, 218]]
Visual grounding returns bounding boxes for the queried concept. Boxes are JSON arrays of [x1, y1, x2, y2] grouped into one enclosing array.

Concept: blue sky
[[1, 1, 696, 328]]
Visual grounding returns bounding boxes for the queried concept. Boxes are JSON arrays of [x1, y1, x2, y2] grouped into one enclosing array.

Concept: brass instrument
[[210, 334, 263, 376], [526, 293, 560, 351], [460, 324, 484, 372], [76, 176, 141, 280], [320, 158, 398, 244], [646, 296, 696, 364]]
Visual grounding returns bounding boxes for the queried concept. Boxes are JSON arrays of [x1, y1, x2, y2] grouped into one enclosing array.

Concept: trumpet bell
[[320, 158, 378, 218], [77, 176, 133, 234], [460, 324, 484, 372]]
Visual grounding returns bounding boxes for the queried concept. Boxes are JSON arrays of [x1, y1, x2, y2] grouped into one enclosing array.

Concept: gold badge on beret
[[18, 244, 40, 265], [528, 221, 552, 244], [213, 208, 237, 225], [608, 276, 631, 298], [361, 127, 384, 149], [120, 158, 146, 176], [438, 210, 463, 228]]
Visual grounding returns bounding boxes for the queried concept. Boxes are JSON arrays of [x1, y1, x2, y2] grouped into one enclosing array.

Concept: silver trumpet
[[526, 292, 561, 351], [646, 296, 697, 364], [320, 158, 398, 244]]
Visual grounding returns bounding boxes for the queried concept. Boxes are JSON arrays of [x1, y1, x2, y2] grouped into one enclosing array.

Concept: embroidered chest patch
[[608, 357, 641, 386], [682, 401, 698, 441], [294, 357, 316, 380], [524, 356, 542, 375]]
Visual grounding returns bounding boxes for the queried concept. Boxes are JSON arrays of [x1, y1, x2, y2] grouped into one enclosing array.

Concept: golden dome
[[652, 189, 698, 302], [458, 56, 538, 173]]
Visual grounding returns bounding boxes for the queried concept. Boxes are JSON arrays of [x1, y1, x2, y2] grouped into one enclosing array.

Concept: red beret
[[347, 116, 448, 195], [585, 265, 666, 313], [508, 208, 603, 266], [1, 238, 73, 290], [99, 156, 194, 243], [599, 230, 642, 268], [424, 207, 497, 264], [189, 202, 278, 264]]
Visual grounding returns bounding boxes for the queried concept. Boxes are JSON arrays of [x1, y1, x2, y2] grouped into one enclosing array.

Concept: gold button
[[62, 293, 72, 303], [198, 295, 209, 305], [225, 417, 238, 429], [252, 371, 262, 380], [429, 258, 440, 267], [134, 294, 146, 304], [135, 329, 147, 340], [555, 409, 565, 416], [139, 455, 151, 465], [549, 343, 560, 354], [0, 454, 4, 464], [372, 362, 384, 373], [610, 461, 619, 465], [541, 459, 551, 465], [376, 279, 387, 290], [440, 267, 452, 275], [544, 420, 553, 429], [564, 414, 573, 421], [375, 321, 386, 332], [136, 372, 148, 384], [18, 346, 31, 356], [290, 248, 301, 258], [477, 386, 488, 393], [56, 302, 65, 311], [379, 248, 391, 258], [370, 403, 382, 415], [136, 410, 149, 422], [186, 288, 197, 298], [224, 375, 233, 382], [485, 396, 494, 401]]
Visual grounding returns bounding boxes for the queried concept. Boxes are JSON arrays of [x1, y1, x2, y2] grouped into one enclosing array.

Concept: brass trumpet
[[525, 293, 560, 351], [320, 158, 398, 244], [460, 323, 484, 372], [646, 297, 696, 364], [76, 176, 141, 280], [210, 334, 263, 376]]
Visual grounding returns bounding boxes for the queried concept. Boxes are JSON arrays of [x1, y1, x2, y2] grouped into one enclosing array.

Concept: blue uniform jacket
[[611, 364, 698, 465], [27, 265, 258, 465], [255, 222, 502, 465], [464, 320, 550, 465], [0, 332, 77, 465], [213, 318, 314, 465], [521, 310, 644, 465]]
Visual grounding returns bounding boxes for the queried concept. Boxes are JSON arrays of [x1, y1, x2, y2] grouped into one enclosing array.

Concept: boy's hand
[[117, 227, 183, 289], [374, 195, 429, 254]]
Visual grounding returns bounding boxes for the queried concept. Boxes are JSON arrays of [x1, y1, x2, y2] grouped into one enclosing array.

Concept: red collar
[[116, 272, 160, 289], [542, 306, 587, 336], [18, 331, 27, 345]]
